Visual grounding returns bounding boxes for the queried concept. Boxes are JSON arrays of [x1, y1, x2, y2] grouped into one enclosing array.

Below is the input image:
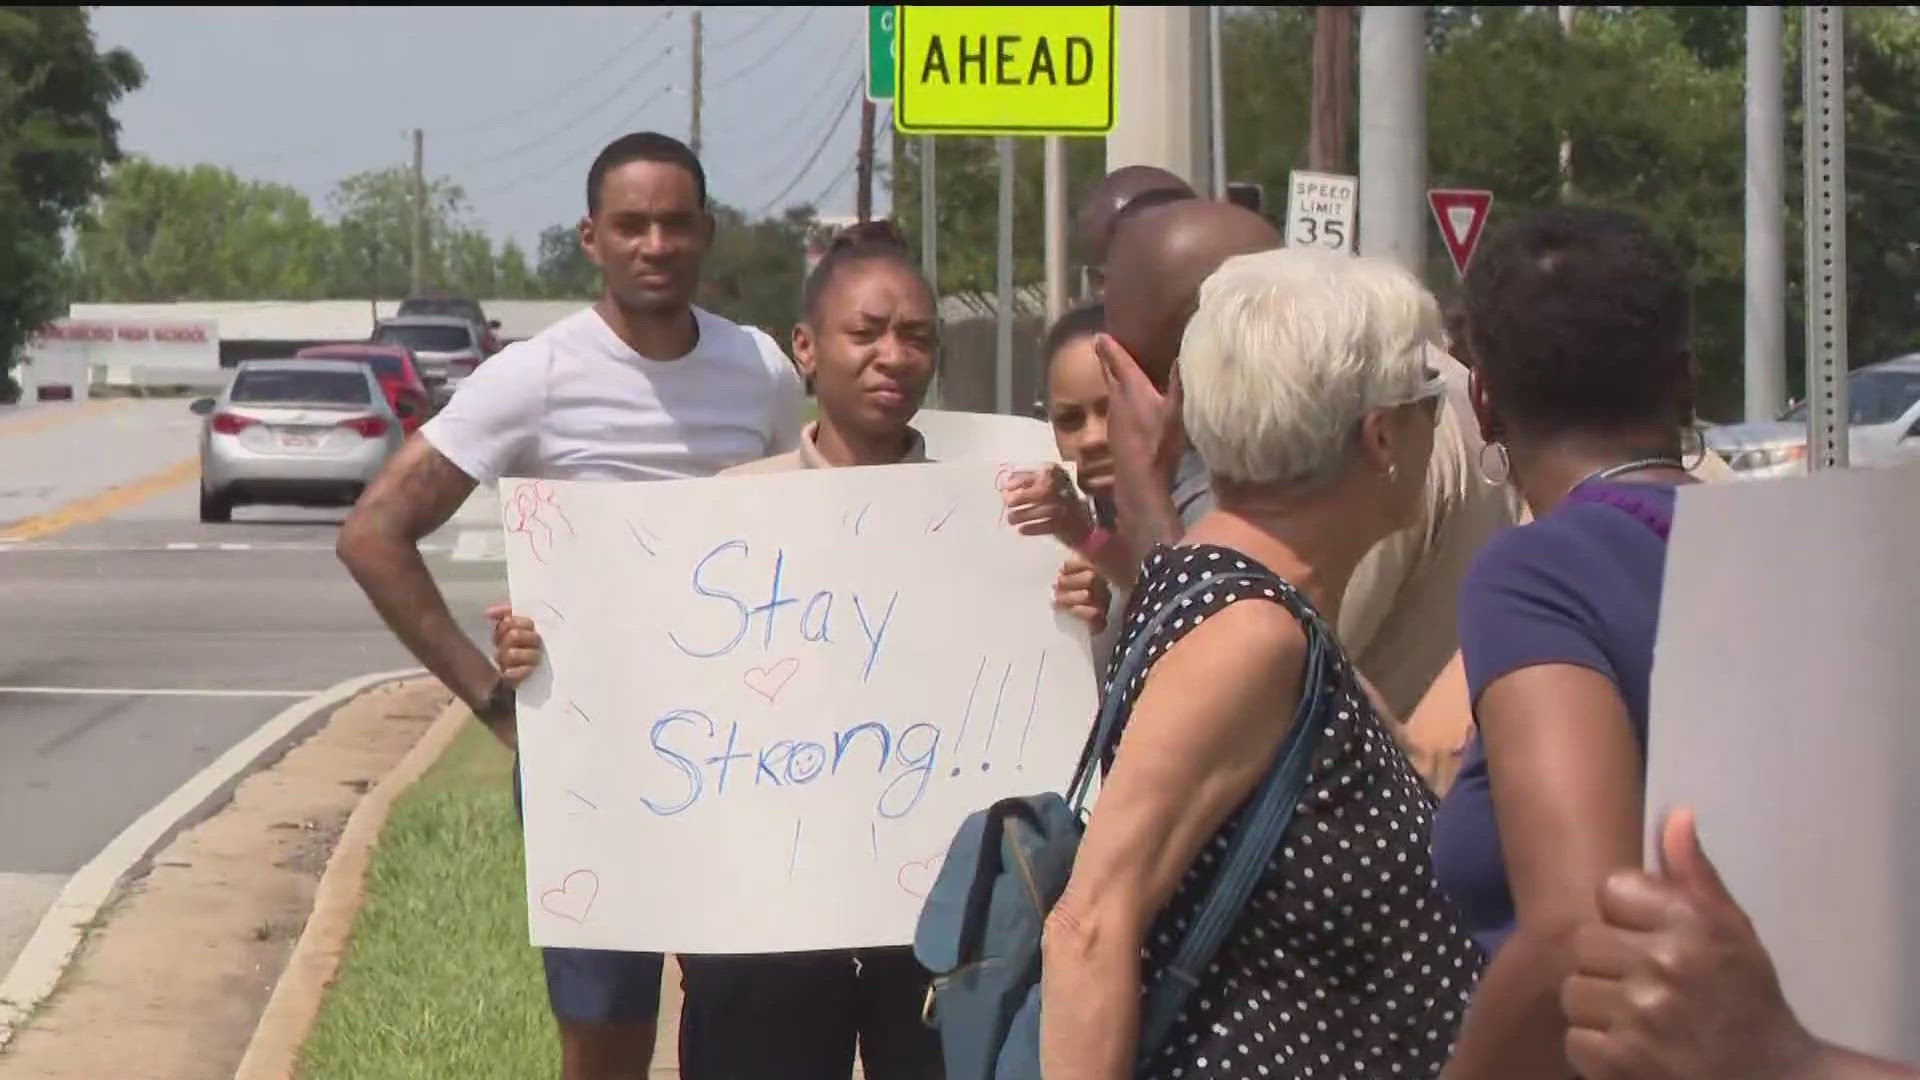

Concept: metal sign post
[[1803, 6, 1849, 470], [996, 137, 1016, 416]]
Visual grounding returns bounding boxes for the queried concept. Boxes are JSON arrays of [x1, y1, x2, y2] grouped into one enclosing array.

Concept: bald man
[[1101, 198, 1521, 725], [1075, 164, 1196, 296]]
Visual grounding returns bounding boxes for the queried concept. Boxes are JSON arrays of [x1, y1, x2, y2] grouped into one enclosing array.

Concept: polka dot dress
[[1099, 545, 1485, 1080]]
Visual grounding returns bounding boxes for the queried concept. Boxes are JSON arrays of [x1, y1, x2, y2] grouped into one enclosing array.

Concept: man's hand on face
[[1094, 332, 1186, 487], [1562, 807, 1819, 1080]]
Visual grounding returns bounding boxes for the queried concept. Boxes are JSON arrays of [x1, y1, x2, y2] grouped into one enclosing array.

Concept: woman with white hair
[[1039, 247, 1483, 1080]]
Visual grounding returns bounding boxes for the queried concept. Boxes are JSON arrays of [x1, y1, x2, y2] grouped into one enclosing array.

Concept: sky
[[91, 6, 894, 256]]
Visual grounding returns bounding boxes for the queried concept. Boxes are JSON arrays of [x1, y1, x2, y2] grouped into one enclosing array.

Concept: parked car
[[398, 293, 502, 354], [190, 359, 405, 523], [370, 315, 486, 405], [294, 343, 431, 433], [1706, 354, 1920, 479]]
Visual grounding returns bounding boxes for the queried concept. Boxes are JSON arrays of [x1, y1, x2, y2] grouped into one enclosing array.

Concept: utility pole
[[920, 136, 940, 407], [1309, 7, 1355, 173], [995, 137, 1016, 416], [1044, 137, 1069, 323], [1356, 6, 1426, 274], [1802, 7, 1849, 471], [410, 128, 425, 295], [1744, 5, 1786, 422], [689, 10, 703, 158], [1208, 6, 1227, 198], [1556, 6, 1576, 200], [856, 98, 876, 223], [1107, 7, 1213, 193]]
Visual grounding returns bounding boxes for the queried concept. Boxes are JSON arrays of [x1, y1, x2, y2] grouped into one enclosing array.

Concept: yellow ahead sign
[[894, 6, 1116, 136]]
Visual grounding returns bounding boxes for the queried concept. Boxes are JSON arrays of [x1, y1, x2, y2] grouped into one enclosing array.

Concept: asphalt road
[[0, 400, 507, 975]]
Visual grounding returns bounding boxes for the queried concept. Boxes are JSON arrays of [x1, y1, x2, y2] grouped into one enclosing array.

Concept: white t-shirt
[[421, 305, 805, 484]]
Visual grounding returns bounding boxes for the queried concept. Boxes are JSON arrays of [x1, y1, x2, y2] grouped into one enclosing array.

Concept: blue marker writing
[[642, 708, 715, 815], [852, 591, 899, 682], [667, 541, 751, 658]]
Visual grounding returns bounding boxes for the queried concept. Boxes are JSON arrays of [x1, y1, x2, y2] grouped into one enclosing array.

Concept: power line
[[703, 6, 784, 52], [442, 45, 679, 175], [465, 80, 683, 202], [704, 7, 819, 95], [435, 8, 677, 140], [803, 159, 857, 212], [755, 77, 863, 216], [729, 31, 860, 154]]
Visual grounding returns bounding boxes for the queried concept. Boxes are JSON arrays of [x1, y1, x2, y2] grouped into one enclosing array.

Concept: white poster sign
[[1285, 169, 1358, 254], [1647, 463, 1920, 1063], [504, 464, 1100, 954]]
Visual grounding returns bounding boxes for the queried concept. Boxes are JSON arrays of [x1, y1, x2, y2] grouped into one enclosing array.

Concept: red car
[[294, 344, 432, 433]]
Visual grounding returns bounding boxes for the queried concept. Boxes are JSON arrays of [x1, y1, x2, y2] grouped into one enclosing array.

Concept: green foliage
[[71, 156, 335, 300], [533, 223, 596, 299], [878, 6, 1920, 418], [0, 7, 143, 393]]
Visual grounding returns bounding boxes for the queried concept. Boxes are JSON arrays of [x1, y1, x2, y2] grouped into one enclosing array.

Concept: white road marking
[[0, 686, 321, 699], [0, 540, 458, 555]]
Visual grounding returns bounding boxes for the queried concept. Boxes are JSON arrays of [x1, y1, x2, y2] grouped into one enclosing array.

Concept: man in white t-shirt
[[337, 131, 803, 1080]]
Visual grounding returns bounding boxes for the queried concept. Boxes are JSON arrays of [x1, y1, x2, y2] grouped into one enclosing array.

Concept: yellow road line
[[0, 458, 200, 543], [0, 399, 127, 439]]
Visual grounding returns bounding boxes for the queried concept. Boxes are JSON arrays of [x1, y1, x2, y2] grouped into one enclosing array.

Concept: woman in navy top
[[1429, 208, 1704, 1078]]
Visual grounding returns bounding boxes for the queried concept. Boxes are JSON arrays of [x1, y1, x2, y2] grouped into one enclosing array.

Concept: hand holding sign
[[1563, 808, 1819, 1080]]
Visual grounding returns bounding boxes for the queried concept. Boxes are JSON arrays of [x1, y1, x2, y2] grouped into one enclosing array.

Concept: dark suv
[[398, 293, 502, 354]]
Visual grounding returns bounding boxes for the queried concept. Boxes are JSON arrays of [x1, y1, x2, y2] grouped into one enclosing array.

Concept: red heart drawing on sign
[[540, 869, 599, 923], [896, 854, 945, 899], [743, 657, 801, 703]]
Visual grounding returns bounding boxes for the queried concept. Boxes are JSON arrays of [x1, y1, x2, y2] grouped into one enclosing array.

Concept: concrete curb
[[0, 666, 428, 1049], [233, 694, 475, 1080]]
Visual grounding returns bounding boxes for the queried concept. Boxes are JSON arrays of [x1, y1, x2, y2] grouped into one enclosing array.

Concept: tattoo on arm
[[338, 439, 505, 733]]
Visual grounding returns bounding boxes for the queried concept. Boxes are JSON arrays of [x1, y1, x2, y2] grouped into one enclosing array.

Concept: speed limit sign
[[1285, 170, 1358, 254]]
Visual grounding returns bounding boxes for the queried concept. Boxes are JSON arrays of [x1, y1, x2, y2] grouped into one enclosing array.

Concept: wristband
[[1074, 526, 1115, 561]]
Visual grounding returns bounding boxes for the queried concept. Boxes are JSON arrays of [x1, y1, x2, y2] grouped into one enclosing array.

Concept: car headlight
[[1727, 444, 1807, 471]]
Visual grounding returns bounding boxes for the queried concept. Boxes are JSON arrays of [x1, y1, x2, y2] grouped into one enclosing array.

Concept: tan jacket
[[721, 421, 930, 475]]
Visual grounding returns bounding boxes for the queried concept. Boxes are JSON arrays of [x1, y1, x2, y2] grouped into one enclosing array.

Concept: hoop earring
[[1477, 441, 1511, 486], [1679, 424, 1708, 472]]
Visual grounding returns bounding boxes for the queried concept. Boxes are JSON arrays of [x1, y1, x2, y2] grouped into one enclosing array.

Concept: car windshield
[[308, 351, 404, 377], [400, 297, 483, 321], [374, 324, 473, 353], [230, 369, 372, 406], [1780, 369, 1920, 426]]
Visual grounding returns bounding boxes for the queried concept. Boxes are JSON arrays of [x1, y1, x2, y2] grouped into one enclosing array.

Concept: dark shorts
[[678, 949, 943, 1080], [513, 760, 665, 1024]]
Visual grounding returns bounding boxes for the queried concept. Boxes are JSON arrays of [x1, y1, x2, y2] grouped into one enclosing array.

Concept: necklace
[[1576, 456, 1687, 488]]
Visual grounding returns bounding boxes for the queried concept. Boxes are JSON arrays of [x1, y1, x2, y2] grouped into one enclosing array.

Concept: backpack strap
[[1135, 580, 1335, 1069], [1064, 571, 1231, 813]]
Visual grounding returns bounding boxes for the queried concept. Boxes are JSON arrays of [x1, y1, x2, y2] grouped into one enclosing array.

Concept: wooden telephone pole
[[410, 128, 425, 294], [856, 99, 877, 223], [689, 10, 704, 157], [1308, 7, 1354, 173]]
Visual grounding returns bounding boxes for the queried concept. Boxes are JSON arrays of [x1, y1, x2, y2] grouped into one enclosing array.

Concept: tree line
[[13, 7, 1920, 416], [894, 6, 1920, 420]]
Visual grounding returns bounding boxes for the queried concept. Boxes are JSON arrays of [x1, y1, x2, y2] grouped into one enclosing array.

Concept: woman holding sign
[[494, 222, 1109, 1080]]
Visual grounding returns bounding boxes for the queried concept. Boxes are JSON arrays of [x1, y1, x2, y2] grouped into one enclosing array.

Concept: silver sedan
[[191, 358, 405, 523]]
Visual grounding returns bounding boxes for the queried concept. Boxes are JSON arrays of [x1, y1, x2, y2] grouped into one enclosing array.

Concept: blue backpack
[[912, 571, 1333, 1079]]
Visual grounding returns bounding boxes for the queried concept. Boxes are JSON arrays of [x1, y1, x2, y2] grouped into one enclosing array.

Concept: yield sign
[[1428, 189, 1494, 278]]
